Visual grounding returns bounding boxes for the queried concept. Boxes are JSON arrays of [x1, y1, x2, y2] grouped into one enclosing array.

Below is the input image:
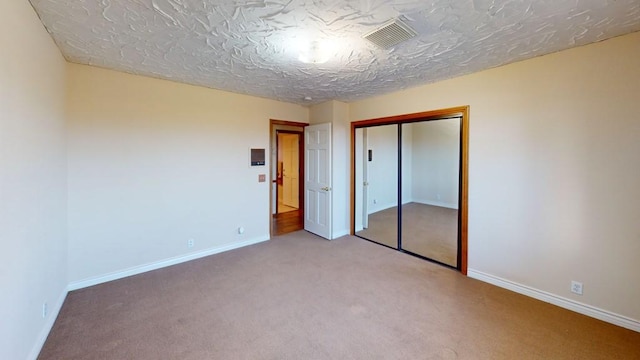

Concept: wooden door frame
[[270, 119, 308, 236], [350, 106, 469, 275]]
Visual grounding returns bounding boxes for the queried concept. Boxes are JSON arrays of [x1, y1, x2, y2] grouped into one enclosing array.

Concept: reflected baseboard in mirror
[[356, 202, 458, 267]]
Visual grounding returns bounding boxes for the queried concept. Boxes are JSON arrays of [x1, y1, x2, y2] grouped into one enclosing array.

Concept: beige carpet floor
[[39, 231, 640, 359], [356, 202, 458, 267]]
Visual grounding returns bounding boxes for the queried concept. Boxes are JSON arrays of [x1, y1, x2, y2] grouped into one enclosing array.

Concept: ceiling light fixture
[[298, 40, 333, 64]]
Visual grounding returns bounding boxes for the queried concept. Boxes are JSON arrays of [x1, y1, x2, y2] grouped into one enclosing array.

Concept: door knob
[[321, 186, 331, 191]]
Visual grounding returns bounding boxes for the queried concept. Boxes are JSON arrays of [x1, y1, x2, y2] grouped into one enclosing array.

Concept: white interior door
[[304, 123, 332, 239]]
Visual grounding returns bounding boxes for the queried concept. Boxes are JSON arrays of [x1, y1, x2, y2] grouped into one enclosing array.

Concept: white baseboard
[[68, 235, 270, 291], [368, 202, 396, 214], [28, 287, 68, 360], [468, 269, 640, 332], [412, 198, 458, 209], [332, 229, 350, 239]]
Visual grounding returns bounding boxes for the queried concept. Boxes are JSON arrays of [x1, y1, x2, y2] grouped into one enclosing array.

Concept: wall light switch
[[258, 174, 266, 183]]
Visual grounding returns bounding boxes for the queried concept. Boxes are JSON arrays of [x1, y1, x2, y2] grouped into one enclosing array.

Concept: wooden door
[[282, 134, 300, 208]]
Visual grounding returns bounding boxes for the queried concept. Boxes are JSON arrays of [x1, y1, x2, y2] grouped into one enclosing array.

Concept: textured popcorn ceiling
[[30, 0, 640, 105]]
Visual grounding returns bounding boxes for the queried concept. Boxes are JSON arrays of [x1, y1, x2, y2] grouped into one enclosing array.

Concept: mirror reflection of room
[[355, 118, 461, 267], [355, 125, 398, 248]]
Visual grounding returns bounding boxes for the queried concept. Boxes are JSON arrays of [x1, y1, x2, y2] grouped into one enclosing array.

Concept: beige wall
[[4, 5, 639, 357], [66, 64, 308, 284], [349, 32, 640, 322], [0, 1, 68, 359]]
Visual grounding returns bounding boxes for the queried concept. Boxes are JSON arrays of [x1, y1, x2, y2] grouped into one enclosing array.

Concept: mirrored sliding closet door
[[401, 119, 460, 267], [353, 111, 467, 271]]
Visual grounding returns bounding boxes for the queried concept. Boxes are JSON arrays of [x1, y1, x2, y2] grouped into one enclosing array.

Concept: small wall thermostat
[[250, 148, 265, 166]]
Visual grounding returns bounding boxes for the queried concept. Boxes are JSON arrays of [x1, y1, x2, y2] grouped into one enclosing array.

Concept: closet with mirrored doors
[[351, 107, 468, 273]]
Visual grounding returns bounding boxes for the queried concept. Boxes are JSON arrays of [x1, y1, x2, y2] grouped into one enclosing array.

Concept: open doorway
[[270, 120, 307, 236], [276, 131, 301, 214]]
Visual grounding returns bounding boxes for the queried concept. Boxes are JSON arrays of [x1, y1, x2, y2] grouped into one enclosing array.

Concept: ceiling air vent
[[363, 18, 418, 49]]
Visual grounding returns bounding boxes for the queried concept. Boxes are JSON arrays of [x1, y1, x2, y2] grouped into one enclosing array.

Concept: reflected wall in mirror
[[401, 119, 460, 267], [355, 125, 398, 248]]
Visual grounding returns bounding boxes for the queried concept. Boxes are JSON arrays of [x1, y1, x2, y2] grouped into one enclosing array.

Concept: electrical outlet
[[187, 239, 194, 248], [237, 227, 245, 235], [571, 281, 583, 295], [373, 199, 377, 204], [42, 302, 47, 318]]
